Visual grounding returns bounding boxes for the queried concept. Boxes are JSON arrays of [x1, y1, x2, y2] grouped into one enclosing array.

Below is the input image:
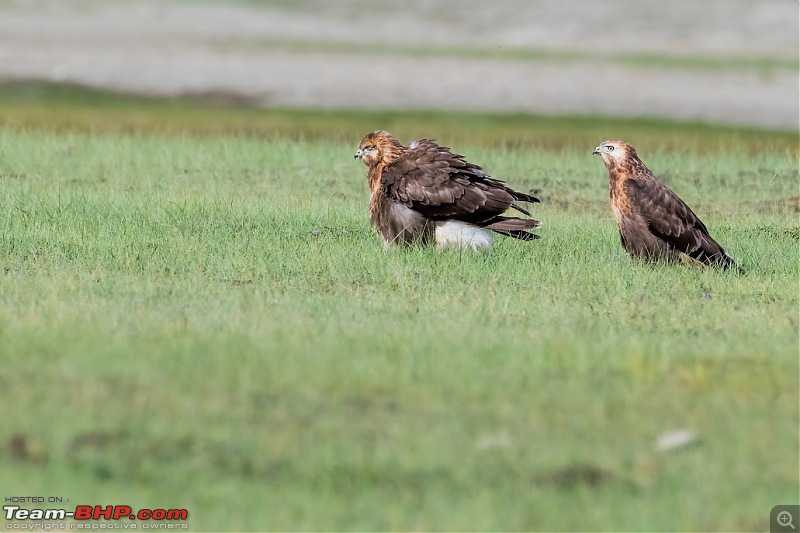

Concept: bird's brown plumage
[[593, 140, 742, 272], [355, 130, 540, 247]]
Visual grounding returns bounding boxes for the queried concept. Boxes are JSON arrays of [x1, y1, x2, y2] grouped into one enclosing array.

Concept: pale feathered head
[[592, 140, 639, 169], [354, 130, 405, 167]]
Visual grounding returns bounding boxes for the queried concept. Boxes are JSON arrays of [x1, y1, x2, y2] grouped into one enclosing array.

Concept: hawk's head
[[354, 130, 404, 167], [592, 140, 638, 169]]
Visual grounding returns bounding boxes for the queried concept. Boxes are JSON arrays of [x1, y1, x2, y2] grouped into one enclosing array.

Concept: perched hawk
[[593, 140, 741, 271], [354, 130, 540, 250]]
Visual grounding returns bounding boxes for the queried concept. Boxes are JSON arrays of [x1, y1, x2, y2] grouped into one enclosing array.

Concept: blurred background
[[0, 3, 797, 531], [0, 0, 797, 130]]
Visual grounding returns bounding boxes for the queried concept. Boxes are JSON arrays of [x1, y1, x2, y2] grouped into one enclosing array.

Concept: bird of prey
[[354, 130, 540, 250], [593, 140, 741, 271]]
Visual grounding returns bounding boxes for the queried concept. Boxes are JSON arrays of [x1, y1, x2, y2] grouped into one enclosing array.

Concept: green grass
[[1, 81, 798, 154], [0, 126, 797, 531]]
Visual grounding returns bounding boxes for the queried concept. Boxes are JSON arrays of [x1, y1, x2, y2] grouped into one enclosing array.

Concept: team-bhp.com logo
[[4, 504, 189, 529]]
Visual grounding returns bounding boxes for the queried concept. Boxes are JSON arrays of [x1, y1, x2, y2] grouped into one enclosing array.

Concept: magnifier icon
[[778, 511, 795, 530]]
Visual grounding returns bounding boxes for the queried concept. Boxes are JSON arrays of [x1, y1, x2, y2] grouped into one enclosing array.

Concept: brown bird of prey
[[593, 140, 741, 271], [354, 130, 540, 250]]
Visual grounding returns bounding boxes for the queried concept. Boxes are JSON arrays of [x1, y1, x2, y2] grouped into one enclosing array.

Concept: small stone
[[656, 429, 699, 452]]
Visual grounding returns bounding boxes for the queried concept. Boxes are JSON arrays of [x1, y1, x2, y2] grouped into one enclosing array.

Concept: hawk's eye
[[607, 146, 615, 152]]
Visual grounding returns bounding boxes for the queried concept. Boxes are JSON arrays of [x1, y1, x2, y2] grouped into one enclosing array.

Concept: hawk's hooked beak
[[354, 149, 362, 160], [592, 146, 601, 155]]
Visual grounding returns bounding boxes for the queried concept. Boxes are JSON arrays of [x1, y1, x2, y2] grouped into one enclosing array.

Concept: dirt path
[[0, 0, 797, 129]]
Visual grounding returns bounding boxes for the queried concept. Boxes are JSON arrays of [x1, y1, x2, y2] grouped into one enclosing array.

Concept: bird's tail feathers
[[689, 247, 745, 275], [492, 229, 540, 241], [509, 190, 541, 214], [483, 216, 541, 240], [510, 203, 532, 216], [718, 252, 746, 275]]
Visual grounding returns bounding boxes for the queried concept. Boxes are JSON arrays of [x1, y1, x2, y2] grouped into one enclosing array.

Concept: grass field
[[0, 86, 798, 531]]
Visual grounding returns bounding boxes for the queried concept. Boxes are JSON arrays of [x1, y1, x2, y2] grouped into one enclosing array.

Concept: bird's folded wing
[[380, 140, 516, 221], [624, 177, 711, 254]]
